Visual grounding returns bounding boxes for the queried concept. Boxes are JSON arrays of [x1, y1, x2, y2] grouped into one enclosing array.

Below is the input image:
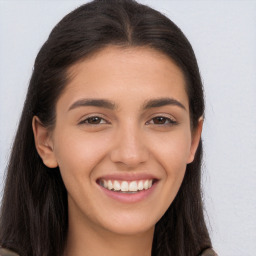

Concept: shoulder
[[200, 248, 218, 256], [0, 248, 19, 256]]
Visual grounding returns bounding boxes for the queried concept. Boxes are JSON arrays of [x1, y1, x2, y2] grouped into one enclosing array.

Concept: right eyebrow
[[142, 97, 187, 111], [68, 98, 117, 111]]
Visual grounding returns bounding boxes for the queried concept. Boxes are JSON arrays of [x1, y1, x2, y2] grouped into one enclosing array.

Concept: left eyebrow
[[68, 98, 117, 111], [142, 97, 187, 111]]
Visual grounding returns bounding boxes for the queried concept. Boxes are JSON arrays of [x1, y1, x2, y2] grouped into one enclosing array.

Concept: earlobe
[[32, 116, 58, 168], [187, 117, 203, 164]]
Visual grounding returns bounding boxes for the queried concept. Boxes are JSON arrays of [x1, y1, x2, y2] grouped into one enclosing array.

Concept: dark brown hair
[[0, 0, 211, 255]]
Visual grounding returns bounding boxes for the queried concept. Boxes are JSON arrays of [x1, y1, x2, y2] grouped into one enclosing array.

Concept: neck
[[65, 222, 154, 256], [65, 229, 154, 256], [64, 207, 154, 256]]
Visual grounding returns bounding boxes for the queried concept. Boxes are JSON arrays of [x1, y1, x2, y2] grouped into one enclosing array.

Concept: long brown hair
[[0, 0, 211, 255]]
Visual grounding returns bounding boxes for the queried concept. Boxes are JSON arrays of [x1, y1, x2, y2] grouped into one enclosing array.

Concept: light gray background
[[0, 1, 255, 255]]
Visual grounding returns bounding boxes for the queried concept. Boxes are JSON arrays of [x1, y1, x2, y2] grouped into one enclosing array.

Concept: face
[[34, 46, 202, 236]]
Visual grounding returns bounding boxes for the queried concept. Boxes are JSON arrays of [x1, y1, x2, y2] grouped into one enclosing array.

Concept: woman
[[0, 0, 217, 255]]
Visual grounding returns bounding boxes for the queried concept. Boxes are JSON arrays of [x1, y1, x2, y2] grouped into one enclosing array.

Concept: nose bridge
[[110, 121, 149, 167]]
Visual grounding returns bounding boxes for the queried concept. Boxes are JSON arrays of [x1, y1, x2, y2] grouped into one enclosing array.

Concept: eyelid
[[145, 114, 178, 125], [78, 114, 110, 125]]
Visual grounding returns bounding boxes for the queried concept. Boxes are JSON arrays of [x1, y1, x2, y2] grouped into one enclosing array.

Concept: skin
[[33, 46, 203, 256]]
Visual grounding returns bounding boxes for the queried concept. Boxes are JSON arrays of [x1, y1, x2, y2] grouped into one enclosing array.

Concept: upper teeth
[[100, 179, 153, 192]]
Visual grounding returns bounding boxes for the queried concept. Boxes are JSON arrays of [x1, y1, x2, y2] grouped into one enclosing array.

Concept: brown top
[[201, 248, 218, 256], [0, 248, 19, 256]]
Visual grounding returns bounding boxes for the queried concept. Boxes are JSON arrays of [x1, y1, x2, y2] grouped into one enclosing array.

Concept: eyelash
[[78, 115, 177, 126], [78, 116, 109, 125], [145, 116, 177, 126]]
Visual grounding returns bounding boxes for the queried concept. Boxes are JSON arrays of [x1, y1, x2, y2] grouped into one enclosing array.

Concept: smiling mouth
[[97, 179, 156, 193]]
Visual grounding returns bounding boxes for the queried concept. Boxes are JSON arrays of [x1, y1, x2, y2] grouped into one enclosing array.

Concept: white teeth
[[113, 180, 121, 191], [121, 181, 129, 192], [138, 180, 144, 190], [100, 179, 154, 192], [129, 181, 137, 192], [144, 180, 149, 189], [103, 180, 108, 188], [107, 180, 113, 190]]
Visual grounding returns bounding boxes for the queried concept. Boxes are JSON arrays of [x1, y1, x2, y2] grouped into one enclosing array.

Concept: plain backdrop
[[0, 1, 256, 255]]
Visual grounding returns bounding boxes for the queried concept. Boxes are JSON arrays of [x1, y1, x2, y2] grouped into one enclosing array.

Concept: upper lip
[[96, 173, 159, 181]]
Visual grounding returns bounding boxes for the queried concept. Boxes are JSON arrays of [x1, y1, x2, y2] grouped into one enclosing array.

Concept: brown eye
[[79, 116, 108, 125], [146, 116, 177, 126], [87, 117, 102, 124], [152, 117, 168, 124]]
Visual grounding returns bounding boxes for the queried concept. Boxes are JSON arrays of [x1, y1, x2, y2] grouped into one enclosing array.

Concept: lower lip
[[98, 182, 158, 203]]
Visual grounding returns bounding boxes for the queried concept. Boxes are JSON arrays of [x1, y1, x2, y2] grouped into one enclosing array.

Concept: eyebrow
[[142, 97, 186, 111], [68, 99, 117, 111], [68, 97, 186, 112]]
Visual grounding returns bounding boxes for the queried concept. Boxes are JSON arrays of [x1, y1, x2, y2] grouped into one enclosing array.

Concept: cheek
[[149, 129, 191, 197], [150, 128, 192, 170], [52, 128, 111, 181]]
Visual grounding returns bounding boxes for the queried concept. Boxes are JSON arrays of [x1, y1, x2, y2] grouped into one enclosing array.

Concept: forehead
[[58, 46, 188, 111]]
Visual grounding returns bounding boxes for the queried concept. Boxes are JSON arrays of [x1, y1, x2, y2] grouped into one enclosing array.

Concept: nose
[[110, 125, 149, 168]]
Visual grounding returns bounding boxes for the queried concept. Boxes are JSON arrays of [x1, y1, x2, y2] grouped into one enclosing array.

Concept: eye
[[146, 116, 177, 125], [79, 116, 108, 125]]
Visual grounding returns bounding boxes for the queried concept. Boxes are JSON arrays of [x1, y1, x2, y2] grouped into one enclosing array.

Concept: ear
[[32, 116, 58, 168], [187, 117, 203, 164]]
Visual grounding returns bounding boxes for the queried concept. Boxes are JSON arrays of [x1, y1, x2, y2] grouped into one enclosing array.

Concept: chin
[[99, 215, 157, 236]]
